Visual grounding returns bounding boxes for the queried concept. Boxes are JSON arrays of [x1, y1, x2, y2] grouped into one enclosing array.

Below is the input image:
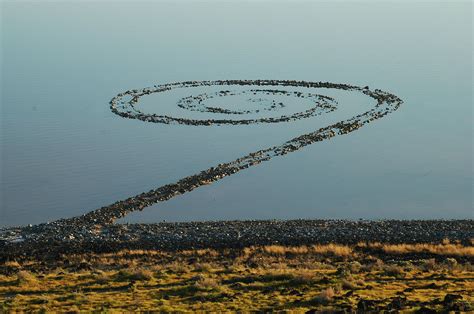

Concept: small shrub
[[445, 258, 458, 269], [16, 270, 38, 285], [94, 271, 111, 284], [442, 238, 450, 245], [167, 262, 188, 274], [335, 267, 351, 278], [116, 268, 153, 281], [422, 259, 437, 271], [194, 276, 220, 291], [360, 258, 384, 273], [291, 270, 315, 284], [194, 263, 213, 273], [382, 265, 405, 278], [399, 261, 415, 272], [349, 261, 362, 273], [242, 247, 254, 258], [313, 287, 335, 305], [341, 279, 359, 290]]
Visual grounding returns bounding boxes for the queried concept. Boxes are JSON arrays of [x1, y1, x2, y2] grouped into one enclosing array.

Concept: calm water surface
[[1, 2, 472, 227]]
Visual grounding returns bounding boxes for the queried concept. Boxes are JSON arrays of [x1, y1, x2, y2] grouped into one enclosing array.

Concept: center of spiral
[[111, 82, 340, 126], [177, 89, 306, 115]]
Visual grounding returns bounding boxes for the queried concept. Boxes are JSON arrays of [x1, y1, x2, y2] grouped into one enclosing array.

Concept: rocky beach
[[1, 219, 473, 312], [1, 219, 472, 262]]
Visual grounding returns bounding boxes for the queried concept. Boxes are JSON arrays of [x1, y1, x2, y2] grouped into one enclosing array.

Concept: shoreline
[[1, 235, 473, 312], [1, 219, 472, 261], [1, 219, 473, 311]]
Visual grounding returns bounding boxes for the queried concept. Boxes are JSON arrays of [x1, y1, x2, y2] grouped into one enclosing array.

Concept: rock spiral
[[6, 80, 403, 231], [71, 79, 402, 225]]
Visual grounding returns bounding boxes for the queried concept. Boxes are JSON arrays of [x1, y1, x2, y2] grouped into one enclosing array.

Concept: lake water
[[1, 1, 472, 227]]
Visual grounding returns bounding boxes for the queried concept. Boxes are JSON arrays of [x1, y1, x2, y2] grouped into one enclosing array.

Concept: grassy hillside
[[1, 241, 473, 312]]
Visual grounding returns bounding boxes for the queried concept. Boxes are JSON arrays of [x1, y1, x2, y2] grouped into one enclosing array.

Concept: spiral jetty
[[7, 80, 471, 259], [92, 80, 402, 224]]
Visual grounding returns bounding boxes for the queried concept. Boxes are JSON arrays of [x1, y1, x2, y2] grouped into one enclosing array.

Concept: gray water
[[1, 1, 472, 227]]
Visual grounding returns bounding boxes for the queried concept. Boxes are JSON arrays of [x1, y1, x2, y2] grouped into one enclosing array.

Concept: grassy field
[[1, 241, 473, 312]]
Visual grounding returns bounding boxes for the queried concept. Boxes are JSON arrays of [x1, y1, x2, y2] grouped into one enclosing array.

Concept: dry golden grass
[[185, 249, 220, 257], [365, 242, 474, 257], [255, 244, 352, 257], [4, 261, 21, 268], [263, 245, 288, 255], [312, 244, 353, 256], [1, 242, 473, 311], [264, 245, 310, 255]]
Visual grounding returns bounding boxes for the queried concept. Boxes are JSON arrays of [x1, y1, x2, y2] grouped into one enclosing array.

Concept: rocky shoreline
[[67, 80, 401, 227], [2, 82, 470, 263], [1, 219, 472, 261]]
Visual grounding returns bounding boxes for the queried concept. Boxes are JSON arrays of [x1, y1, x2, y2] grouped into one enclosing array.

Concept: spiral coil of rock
[[64, 79, 403, 226]]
